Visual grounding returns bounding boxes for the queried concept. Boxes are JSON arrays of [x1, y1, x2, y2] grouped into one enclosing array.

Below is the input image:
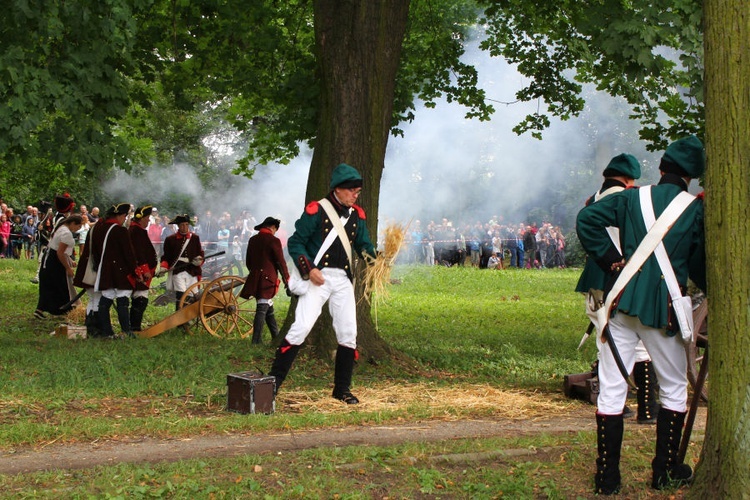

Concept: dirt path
[[0, 406, 707, 476]]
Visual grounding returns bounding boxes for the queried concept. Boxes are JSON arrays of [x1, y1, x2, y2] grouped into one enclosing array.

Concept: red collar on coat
[[259, 228, 274, 235], [175, 231, 192, 240]]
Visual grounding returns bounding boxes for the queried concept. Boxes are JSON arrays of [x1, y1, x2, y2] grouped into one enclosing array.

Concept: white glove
[[191, 256, 204, 266], [177, 257, 189, 263]]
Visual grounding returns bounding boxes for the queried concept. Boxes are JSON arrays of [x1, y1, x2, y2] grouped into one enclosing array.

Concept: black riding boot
[[85, 310, 102, 338], [266, 305, 279, 339], [129, 297, 149, 332], [634, 360, 659, 424], [268, 340, 301, 392], [652, 409, 693, 489], [174, 292, 183, 312], [116, 296, 134, 338], [97, 297, 115, 338], [595, 413, 623, 495], [252, 303, 269, 344], [332, 345, 359, 404]]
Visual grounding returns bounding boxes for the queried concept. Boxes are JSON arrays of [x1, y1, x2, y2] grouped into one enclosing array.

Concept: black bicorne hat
[[254, 216, 281, 231], [107, 202, 130, 216], [133, 205, 153, 220], [169, 214, 192, 225]]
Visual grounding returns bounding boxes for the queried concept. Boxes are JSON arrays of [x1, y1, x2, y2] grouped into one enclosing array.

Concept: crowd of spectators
[[403, 217, 568, 270], [0, 199, 271, 271], [3, 196, 567, 273], [1, 202, 41, 259]]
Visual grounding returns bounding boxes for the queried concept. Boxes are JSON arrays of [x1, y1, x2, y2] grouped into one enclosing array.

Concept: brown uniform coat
[[239, 228, 290, 300], [160, 232, 204, 277], [90, 219, 138, 291]]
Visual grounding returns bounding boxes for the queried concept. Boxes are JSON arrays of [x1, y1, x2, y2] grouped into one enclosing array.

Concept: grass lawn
[[0, 258, 695, 498]]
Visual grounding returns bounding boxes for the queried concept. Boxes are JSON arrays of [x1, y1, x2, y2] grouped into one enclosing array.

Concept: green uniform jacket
[[575, 184, 626, 294], [576, 180, 706, 334], [288, 194, 376, 281]]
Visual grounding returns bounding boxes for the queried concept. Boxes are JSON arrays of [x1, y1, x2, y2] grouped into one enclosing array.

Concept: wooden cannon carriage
[[139, 274, 255, 339]]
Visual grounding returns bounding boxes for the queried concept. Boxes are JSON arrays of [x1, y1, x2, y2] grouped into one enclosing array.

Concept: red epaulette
[[352, 204, 366, 219], [305, 201, 320, 215], [696, 191, 705, 201]]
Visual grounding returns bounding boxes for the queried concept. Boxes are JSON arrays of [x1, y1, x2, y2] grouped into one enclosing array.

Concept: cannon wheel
[[686, 298, 709, 401], [178, 280, 208, 334], [199, 276, 255, 339]]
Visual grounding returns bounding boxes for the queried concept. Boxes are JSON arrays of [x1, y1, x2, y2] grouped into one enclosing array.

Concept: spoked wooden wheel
[[198, 276, 255, 339], [686, 298, 709, 401], [178, 280, 207, 334]]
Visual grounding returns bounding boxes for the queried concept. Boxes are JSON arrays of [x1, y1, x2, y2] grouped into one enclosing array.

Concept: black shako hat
[[169, 214, 192, 225], [254, 216, 281, 231]]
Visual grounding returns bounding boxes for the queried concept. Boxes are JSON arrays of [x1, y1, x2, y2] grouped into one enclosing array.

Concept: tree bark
[[279, 0, 411, 362], [690, 1, 750, 497]]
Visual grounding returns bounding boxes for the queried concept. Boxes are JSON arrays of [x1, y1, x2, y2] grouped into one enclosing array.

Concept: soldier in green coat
[[576, 136, 706, 494], [269, 163, 376, 405], [576, 154, 660, 425]]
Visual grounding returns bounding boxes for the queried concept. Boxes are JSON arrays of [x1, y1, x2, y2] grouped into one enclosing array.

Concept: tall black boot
[[130, 297, 149, 332], [652, 409, 693, 489], [268, 340, 301, 392], [174, 292, 183, 312], [116, 296, 134, 338], [595, 413, 623, 495], [266, 305, 279, 339], [332, 345, 359, 404], [634, 361, 659, 424], [97, 297, 115, 338], [85, 311, 102, 338], [252, 303, 269, 344]]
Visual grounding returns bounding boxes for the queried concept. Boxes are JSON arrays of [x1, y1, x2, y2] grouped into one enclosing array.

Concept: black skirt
[[36, 249, 74, 315]]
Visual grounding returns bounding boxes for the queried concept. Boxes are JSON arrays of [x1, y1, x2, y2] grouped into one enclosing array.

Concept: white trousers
[[101, 288, 132, 300], [285, 268, 357, 349], [171, 271, 198, 294], [598, 312, 688, 414], [86, 289, 102, 313], [596, 335, 651, 362]]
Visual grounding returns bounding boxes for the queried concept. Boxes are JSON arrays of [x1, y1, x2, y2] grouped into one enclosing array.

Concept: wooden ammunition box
[[563, 372, 599, 405], [227, 372, 275, 414]]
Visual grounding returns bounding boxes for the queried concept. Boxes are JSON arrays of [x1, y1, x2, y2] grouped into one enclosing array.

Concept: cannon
[[138, 275, 254, 339]]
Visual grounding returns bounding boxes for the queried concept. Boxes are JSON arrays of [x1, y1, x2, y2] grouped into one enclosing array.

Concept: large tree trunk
[[690, 1, 750, 497], [279, 0, 411, 362]]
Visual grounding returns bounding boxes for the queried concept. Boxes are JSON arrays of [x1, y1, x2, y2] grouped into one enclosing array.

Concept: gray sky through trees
[[105, 38, 681, 238]]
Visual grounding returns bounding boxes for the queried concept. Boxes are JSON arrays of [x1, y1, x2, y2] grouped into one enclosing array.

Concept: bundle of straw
[[65, 303, 87, 325], [362, 221, 408, 307]]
